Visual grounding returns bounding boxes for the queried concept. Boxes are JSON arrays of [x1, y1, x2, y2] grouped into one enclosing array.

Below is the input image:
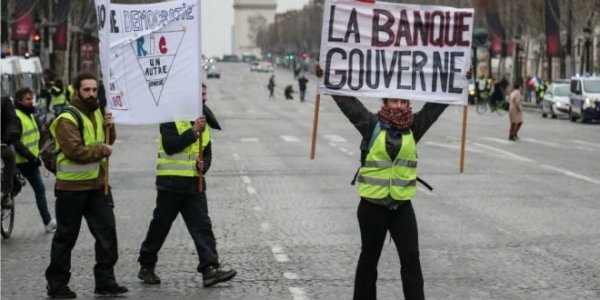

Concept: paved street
[[2, 63, 599, 300]]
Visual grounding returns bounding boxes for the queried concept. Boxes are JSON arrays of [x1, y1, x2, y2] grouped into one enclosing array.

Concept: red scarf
[[377, 105, 413, 130]]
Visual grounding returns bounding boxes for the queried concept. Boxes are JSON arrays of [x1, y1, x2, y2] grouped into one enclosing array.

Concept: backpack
[[40, 107, 84, 174]]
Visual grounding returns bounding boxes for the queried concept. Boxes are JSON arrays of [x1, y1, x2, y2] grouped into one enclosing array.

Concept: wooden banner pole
[[310, 93, 321, 160]]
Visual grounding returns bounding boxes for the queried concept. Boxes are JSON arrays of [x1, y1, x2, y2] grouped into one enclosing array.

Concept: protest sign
[[95, 0, 202, 124], [319, 0, 474, 105]]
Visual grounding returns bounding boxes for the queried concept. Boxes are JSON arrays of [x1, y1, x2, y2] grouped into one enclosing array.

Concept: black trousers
[[138, 190, 218, 273], [353, 199, 424, 300], [45, 189, 118, 289]]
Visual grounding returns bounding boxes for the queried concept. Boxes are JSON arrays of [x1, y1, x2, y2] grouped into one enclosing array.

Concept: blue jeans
[[17, 165, 52, 225], [300, 89, 306, 102]]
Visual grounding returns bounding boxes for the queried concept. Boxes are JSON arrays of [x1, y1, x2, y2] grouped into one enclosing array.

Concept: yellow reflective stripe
[[57, 163, 100, 172], [22, 128, 37, 136], [391, 179, 416, 187], [156, 164, 196, 171], [358, 176, 416, 187], [24, 140, 38, 148], [157, 153, 199, 160], [394, 159, 417, 168], [357, 175, 389, 186], [362, 160, 393, 168]]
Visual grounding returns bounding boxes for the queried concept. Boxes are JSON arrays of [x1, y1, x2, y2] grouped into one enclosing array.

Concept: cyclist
[[1, 96, 22, 208]]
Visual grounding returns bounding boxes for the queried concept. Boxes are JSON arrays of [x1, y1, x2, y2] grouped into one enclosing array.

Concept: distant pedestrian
[[137, 83, 236, 287], [45, 72, 127, 298], [298, 74, 309, 102], [508, 81, 523, 141], [13, 87, 56, 232], [268, 75, 275, 98], [284, 85, 294, 100], [50, 80, 69, 115]]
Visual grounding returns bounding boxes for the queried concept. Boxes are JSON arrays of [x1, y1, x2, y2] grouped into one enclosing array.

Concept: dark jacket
[[1, 97, 22, 145], [332, 95, 448, 207], [13, 104, 42, 168], [155, 105, 220, 194]]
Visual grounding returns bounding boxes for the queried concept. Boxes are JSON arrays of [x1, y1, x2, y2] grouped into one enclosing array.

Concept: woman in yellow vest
[[317, 66, 471, 300], [12, 87, 56, 232]]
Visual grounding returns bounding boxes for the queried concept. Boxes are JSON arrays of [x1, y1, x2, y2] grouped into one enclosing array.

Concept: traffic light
[[31, 32, 41, 56]]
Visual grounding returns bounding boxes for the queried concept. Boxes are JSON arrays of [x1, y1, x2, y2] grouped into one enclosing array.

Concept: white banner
[[319, 0, 474, 105], [95, 0, 202, 124]]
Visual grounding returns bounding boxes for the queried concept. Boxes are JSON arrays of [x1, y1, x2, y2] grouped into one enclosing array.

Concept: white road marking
[[289, 287, 310, 300], [253, 206, 262, 212], [247, 109, 256, 113], [114, 139, 124, 144], [329, 142, 337, 147], [241, 137, 259, 143], [324, 134, 347, 142], [241, 175, 251, 184], [281, 135, 300, 142], [246, 186, 257, 194], [232, 153, 241, 160], [284, 272, 300, 280], [425, 141, 484, 154], [540, 164, 600, 185], [260, 222, 270, 232], [481, 137, 512, 145], [274, 254, 290, 262], [574, 146, 595, 151], [417, 186, 434, 196], [520, 137, 559, 147], [571, 139, 600, 149], [271, 245, 284, 254], [472, 143, 535, 163]]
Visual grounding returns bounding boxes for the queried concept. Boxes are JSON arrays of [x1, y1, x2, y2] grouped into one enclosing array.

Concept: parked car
[[257, 62, 273, 73], [206, 64, 221, 79], [569, 76, 600, 123], [250, 61, 260, 72], [541, 81, 570, 118]]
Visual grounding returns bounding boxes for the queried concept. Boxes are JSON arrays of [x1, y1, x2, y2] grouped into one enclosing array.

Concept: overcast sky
[[201, 0, 310, 57]]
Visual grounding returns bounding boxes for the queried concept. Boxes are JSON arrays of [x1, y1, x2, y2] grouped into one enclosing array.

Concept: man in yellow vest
[[45, 73, 128, 298], [12, 87, 56, 232], [137, 83, 236, 287], [316, 65, 471, 300], [50, 79, 69, 115]]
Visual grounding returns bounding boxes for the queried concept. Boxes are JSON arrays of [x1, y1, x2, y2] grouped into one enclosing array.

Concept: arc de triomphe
[[233, 0, 277, 56]]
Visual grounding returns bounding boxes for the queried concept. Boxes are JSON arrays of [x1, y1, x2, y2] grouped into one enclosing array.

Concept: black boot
[[47, 285, 76, 299], [202, 265, 237, 287], [94, 283, 128, 296], [138, 266, 161, 284]]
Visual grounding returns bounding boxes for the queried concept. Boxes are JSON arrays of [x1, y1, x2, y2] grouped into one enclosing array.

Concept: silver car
[[541, 82, 570, 118]]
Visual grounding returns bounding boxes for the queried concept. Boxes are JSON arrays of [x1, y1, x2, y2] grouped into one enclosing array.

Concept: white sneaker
[[45, 218, 57, 233]]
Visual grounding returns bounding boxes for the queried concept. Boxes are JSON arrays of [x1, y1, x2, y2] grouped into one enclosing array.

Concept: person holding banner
[[137, 83, 237, 287], [317, 65, 471, 300], [45, 73, 126, 298]]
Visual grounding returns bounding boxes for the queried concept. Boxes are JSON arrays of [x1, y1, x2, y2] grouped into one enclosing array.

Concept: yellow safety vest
[[15, 109, 40, 164], [358, 129, 417, 201], [50, 106, 105, 181], [51, 86, 68, 106], [156, 121, 210, 177]]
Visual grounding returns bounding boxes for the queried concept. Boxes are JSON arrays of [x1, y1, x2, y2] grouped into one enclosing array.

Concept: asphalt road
[[2, 62, 599, 300]]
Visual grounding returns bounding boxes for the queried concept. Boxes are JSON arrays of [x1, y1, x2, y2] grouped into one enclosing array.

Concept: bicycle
[[475, 95, 508, 116], [1, 145, 26, 239]]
